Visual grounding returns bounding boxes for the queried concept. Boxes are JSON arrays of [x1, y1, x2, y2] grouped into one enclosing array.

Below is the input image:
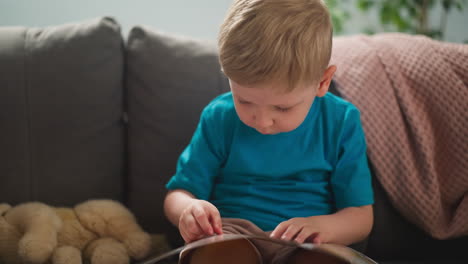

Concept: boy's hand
[[269, 206, 373, 245], [270, 216, 331, 244], [178, 199, 223, 243]]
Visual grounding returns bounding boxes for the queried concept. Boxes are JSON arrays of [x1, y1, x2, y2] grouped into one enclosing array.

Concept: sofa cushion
[[126, 26, 230, 245], [366, 169, 468, 261], [0, 17, 125, 206]]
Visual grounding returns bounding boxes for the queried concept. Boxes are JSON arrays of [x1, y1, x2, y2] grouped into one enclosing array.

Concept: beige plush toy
[[0, 199, 152, 264]]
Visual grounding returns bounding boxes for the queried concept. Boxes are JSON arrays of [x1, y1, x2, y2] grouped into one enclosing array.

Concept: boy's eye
[[238, 99, 251, 105], [275, 106, 291, 112]]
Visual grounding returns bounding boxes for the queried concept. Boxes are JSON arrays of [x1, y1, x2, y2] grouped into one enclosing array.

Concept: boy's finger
[[209, 209, 223, 234], [280, 225, 301, 241], [181, 215, 204, 242], [294, 229, 318, 244], [270, 222, 288, 239], [192, 208, 214, 235], [311, 233, 322, 244]]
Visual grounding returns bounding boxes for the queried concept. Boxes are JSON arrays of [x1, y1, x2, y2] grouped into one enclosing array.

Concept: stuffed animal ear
[[0, 204, 11, 216]]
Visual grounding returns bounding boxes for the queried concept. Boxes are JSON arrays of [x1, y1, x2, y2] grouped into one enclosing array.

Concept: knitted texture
[[330, 33, 468, 239]]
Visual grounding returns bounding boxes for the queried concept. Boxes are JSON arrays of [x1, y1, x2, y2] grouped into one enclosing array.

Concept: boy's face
[[230, 66, 336, 135]]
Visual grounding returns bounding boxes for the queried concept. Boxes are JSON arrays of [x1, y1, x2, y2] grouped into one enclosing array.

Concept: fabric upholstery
[[0, 17, 125, 206], [125, 25, 230, 246], [366, 167, 468, 261]]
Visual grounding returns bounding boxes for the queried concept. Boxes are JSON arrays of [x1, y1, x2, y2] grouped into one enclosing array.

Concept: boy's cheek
[[235, 109, 253, 127]]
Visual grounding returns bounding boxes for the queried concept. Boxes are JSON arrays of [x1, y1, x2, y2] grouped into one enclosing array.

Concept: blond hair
[[218, 0, 333, 92]]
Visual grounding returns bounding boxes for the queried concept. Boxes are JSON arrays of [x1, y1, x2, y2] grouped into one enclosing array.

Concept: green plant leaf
[[426, 29, 443, 39], [380, 3, 393, 25], [363, 27, 376, 35], [352, 0, 467, 41], [393, 14, 411, 31], [455, 0, 466, 10], [326, 0, 351, 34], [442, 0, 452, 11], [357, 0, 374, 11], [408, 5, 418, 16]]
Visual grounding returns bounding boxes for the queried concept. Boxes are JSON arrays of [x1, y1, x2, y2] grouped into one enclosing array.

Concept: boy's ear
[[316, 65, 337, 97]]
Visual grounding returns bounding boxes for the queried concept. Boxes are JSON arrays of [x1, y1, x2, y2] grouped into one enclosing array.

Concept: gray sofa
[[0, 17, 466, 264]]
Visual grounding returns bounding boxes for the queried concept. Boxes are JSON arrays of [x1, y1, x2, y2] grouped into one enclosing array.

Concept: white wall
[[0, 0, 233, 40], [0, 0, 467, 42]]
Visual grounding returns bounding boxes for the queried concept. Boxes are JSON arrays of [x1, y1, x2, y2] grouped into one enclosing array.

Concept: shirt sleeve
[[165, 103, 228, 200], [331, 107, 374, 209]]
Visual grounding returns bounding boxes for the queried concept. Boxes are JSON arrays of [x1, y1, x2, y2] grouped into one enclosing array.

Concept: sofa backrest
[[125, 26, 230, 245], [0, 17, 126, 206]]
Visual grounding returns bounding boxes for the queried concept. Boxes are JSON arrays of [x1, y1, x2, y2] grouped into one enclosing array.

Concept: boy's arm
[[164, 189, 223, 243], [326, 205, 373, 245], [271, 205, 373, 245], [164, 189, 197, 227], [164, 98, 232, 242]]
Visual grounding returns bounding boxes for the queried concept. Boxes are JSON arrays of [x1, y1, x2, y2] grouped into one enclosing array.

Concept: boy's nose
[[253, 111, 273, 129]]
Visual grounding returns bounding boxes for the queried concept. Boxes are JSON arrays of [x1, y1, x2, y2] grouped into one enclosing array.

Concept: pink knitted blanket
[[330, 33, 468, 239]]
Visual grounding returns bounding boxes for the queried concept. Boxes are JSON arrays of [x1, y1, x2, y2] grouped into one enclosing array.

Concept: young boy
[[164, 0, 373, 262]]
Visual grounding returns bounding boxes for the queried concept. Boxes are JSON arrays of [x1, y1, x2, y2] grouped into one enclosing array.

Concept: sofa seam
[[23, 28, 34, 200]]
